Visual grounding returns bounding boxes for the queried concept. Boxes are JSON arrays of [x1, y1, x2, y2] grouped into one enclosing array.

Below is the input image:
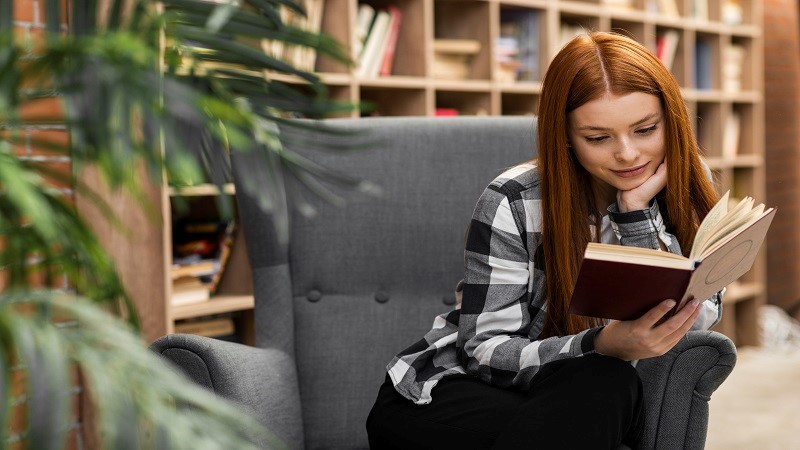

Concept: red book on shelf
[[379, 6, 403, 76]]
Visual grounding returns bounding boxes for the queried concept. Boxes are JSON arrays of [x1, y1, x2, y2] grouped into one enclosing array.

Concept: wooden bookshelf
[[90, 0, 764, 347]]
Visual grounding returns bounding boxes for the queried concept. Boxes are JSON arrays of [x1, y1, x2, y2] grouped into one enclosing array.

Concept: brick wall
[[9, 1, 86, 449], [764, 0, 800, 318]]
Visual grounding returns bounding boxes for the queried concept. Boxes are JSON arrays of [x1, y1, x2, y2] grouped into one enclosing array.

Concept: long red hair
[[537, 32, 718, 338]]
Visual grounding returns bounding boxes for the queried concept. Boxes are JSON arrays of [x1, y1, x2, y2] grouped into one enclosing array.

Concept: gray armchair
[[151, 117, 737, 449]]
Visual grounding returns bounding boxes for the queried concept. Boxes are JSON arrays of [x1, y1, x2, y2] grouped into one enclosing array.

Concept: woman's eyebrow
[[576, 112, 660, 131]]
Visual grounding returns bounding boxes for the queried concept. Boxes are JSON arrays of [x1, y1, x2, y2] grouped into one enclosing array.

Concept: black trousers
[[366, 354, 644, 449]]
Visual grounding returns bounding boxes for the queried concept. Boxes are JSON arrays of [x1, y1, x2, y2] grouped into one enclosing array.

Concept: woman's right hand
[[594, 298, 703, 361]]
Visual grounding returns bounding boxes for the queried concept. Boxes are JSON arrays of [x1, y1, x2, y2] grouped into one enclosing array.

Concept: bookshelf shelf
[[99, 0, 764, 348], [171, 295, 255, 320]]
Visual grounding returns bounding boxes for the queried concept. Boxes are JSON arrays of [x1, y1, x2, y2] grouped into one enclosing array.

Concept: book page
[[683, 208, 776, 302], [692, 195, 758, 260], [691, 191, 730, 258], [699, 205, 770, 259], [586, 242, 692, 270]]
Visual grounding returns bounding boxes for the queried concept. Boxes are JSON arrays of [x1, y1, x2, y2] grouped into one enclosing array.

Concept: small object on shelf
[[722, 44, 745, 93], [722, 0, 744, 25], [435, 108, 459, 117], [497, 9, 541, 82], [432, 39, 481, 80]]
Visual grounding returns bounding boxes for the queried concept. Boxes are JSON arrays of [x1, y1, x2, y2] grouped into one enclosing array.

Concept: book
[[656, 30, 680, 72], [568, 192, 776, 321], [694, 39, 713, 90], [379, 5, 403, 76], [722, 111, 741, 159], [357, 10, 391, 78]]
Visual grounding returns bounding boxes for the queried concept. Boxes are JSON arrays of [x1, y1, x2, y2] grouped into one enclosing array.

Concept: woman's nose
[[615, 137, 638, 162]]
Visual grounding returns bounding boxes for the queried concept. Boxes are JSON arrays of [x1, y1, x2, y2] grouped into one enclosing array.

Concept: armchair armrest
[[635, 330, 736, 450], [150, 334, 304, 449]]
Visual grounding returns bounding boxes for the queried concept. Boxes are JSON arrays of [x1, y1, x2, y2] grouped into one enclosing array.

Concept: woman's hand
[[594, 298, 703, 361], [616, 160, 667, 212]]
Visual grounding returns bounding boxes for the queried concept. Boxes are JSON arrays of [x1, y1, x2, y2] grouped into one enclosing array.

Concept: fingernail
[[665, 300, 676, 308], [690, 299, 701, 308]]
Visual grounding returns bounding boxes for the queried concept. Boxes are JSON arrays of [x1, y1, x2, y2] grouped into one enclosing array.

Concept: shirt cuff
[[607, 199, 673, 249]]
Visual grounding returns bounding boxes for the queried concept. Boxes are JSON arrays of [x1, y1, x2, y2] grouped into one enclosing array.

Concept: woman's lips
[[612, 163, 648, 178]]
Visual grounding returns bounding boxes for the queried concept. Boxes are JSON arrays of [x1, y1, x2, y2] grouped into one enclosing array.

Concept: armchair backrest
[[233, 116, 537, 448]]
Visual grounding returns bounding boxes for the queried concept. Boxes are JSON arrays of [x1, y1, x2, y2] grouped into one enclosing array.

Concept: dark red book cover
[[569, 259, 692, 321]]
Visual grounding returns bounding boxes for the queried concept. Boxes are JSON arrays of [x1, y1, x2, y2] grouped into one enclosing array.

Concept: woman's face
[[567, 92, 666, 205]]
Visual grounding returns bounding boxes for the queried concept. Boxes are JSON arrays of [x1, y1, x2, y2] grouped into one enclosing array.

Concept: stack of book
[[722, 44, 745, 93], [171, 220, 236, 307], [722, 0, 744, 25], [354, 4, 403, 78], [432, 39, 481, 80]]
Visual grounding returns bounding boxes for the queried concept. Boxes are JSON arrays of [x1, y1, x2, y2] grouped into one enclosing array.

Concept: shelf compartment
[[558, 12, 601, 51], [317, 0, 354, 73], [358, 0, 427, 77], [694, 101, 723, 158], [609, 19, 647, 46], [500, 92, 539, 116], [723, 281, 763, 304], [435, 90, 492, 116], [433, 0, 492, 81], [360, 87, 428, 116], [497, 6, 545, 83], [694, 32, 722, 91]]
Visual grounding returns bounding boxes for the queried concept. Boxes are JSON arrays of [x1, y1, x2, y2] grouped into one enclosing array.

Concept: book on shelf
[[691, 0, 709, 21], [357, 9, 392, 78], [694, 39, 713, 90], [354, 3, 375, 60], [656, 30, 680, 72], [175, 316, 235, 337], [379, 6, 403, 76], [722, 44, 745, 93], [497, 9, 541, 82], [722, 111, 741, 159], [435, 108, 459, 117], [569, 192, 776, 321], [172, 276, 211, 306], [265, 0, 325, 71]]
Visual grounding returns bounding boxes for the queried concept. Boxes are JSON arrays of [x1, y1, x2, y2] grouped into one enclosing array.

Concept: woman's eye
[[636, 125, 658, 135], [586, 135, 608, 143]]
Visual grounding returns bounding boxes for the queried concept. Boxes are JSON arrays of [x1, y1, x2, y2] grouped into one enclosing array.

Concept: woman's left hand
[[616, 160, 667, 212]]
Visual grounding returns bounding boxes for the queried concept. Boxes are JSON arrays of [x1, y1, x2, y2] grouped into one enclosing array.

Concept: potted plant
[[0, 0, 355, 447]]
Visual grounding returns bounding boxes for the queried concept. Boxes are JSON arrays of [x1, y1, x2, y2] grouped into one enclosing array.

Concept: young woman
[[366, 31, 723, 449]]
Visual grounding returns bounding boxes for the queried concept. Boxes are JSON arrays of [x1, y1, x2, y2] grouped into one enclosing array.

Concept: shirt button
[[375, 291, 390, 303], [442, 295, 456, 306]]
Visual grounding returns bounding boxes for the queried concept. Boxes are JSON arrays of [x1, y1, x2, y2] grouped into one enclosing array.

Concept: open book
[[568, 192, 776, 321]]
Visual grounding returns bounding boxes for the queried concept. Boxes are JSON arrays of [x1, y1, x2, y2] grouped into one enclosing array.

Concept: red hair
[[537, 32, 718, 338]]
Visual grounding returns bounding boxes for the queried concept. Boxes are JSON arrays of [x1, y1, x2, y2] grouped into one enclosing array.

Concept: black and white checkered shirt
[[387, 163, 722, 405]]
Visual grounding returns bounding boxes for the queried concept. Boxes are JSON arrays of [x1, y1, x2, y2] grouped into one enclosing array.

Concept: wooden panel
[[74, 164, 170, 343]]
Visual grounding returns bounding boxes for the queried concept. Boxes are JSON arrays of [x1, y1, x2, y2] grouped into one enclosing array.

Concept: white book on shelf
[[354, 4, 375, 62], [357, 10, 391, 78], [657, 0, 680, 17], [722, 111, 741, 160]]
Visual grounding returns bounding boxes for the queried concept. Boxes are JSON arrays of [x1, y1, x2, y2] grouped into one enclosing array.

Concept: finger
[[638, 299, 677, 328], [657, 299, 702, 348]]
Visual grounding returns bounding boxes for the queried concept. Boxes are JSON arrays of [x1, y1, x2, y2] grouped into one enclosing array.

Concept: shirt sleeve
[[606, 199, 722, 330], [456, 184, 603, 390]]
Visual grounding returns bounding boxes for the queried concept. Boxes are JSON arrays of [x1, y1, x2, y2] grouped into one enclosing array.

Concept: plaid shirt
[[387, 163, 722, 405]]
